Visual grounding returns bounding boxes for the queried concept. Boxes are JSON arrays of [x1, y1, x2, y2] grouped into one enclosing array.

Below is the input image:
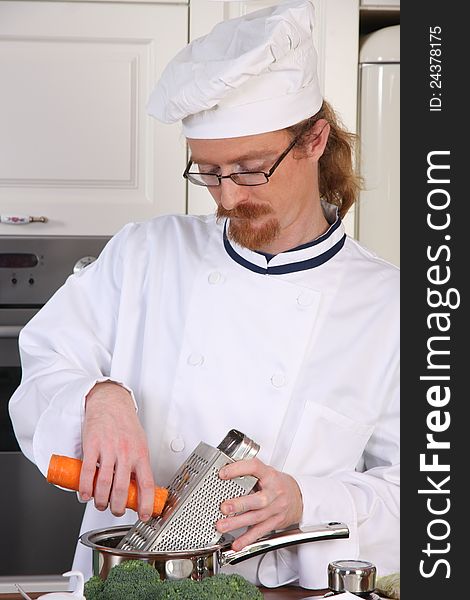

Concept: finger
[[220, 490, 270, 516], [93, 457, 115, 511], [109, 460, 131, 516], [231, 517, 281, 551], [219, 457, 267, 481], [79, 447, 99, 501], [216, 506, 271, 534], [134, 459, 155, 521]]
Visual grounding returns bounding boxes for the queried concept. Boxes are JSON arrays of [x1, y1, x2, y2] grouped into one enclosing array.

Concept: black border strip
[[402, 3, 464, 597]]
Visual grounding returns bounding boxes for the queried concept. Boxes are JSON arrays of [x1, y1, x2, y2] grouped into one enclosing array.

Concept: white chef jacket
[[9, 202, 399, 589]]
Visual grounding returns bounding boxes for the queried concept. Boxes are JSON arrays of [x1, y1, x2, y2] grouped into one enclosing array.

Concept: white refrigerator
[[357, 25, 400, 267]]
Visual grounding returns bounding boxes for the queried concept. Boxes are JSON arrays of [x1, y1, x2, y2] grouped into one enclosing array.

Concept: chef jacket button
[[187, 353, 204, 366], [170, 438, 185, 452], [297, 291, 314, 307], [271, 373, 286, 388], [208, 271, 223, 284]]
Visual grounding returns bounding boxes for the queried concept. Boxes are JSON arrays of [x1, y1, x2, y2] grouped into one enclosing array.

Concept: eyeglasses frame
[[183, 135, 301, 187]]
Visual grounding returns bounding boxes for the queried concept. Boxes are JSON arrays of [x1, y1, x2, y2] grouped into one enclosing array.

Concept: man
[[9, 0, 399, 589]]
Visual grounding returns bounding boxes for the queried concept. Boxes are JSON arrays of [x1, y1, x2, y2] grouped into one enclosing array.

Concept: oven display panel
[[0, 253, 39, 269]]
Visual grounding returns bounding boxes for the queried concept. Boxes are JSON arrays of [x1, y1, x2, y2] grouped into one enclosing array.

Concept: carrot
[[46, 454, 168, 517]]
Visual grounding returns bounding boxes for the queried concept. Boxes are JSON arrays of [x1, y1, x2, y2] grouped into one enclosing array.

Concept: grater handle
[[219, 522, 349, 566]]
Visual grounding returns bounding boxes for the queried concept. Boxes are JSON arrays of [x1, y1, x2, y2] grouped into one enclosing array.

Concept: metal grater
[[117, 429, 259, 552]]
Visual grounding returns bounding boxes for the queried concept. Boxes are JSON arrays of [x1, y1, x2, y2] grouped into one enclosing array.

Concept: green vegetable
[[84, 561, 263, 600], [86, 560, 161, 600], [83, 575, 104, 600], [201, 573, 264, 599], [156, 579, 202, 599], [376, 572, 400, 599], [105, 559, 161, 587], [101, 580, 159, 600], [155, 575, 263, 599]]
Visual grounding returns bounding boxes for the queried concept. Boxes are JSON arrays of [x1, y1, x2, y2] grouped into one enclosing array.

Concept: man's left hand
[[215, 457, 303, 551]]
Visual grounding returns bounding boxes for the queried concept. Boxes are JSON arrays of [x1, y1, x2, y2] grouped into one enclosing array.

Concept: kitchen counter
[[0, 586, 326, 599]]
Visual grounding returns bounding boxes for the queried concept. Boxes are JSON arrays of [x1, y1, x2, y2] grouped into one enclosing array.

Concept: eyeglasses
[[183, 136, 300, 187]]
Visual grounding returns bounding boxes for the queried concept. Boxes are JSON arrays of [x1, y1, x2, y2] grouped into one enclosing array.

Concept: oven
[[0, 235, 109, 579]]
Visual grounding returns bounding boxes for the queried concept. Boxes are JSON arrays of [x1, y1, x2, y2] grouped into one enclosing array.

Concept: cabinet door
[[0, 0, 188, 236], [187, 0, 359, 237]]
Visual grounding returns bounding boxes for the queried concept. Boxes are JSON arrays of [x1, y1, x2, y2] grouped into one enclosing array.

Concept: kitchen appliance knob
[[73, 256, 97, 274], [328, 560, 377, 595]]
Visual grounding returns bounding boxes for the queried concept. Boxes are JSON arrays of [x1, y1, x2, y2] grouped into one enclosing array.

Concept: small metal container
[[328, 560, 377, 596]]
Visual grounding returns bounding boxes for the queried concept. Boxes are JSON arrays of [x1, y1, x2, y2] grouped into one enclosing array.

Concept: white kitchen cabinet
[[0, 0, 359, 237], [0, 0, 188, 236]]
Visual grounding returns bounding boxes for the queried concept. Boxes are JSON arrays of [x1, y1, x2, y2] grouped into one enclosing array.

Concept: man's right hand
[[79, 381, 155, 521]]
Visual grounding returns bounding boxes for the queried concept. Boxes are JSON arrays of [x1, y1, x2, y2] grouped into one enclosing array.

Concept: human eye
[[194, 163, 220, 175], [236, 160, 265, 173]]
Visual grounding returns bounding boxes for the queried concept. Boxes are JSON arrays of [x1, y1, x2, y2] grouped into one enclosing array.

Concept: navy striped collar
[[222, 202, 346, 275]]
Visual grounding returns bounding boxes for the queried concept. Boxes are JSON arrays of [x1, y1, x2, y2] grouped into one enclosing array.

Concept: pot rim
[[79, 524, 234, 559]]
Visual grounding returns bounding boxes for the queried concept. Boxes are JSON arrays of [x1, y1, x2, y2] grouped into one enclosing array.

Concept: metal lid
[[328, 560, 377, 594], [217, 429, 260, 461]]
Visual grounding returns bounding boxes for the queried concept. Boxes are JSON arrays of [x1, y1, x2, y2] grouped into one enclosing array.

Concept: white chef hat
[[146, 0, 322, 139]]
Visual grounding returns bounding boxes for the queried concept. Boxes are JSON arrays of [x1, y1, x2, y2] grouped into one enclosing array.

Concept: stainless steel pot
[[80, 522, 349, 581]]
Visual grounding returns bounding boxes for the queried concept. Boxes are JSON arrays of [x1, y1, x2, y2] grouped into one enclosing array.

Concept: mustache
[[216, 203, 273, 219]]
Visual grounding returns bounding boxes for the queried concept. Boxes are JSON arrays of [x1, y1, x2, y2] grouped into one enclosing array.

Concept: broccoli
[[86, 560, 161, 600], [105, 559, 161, 587], [83, 575, 104, 600], [102, 580, 158, 600], [153, 574, 263, 599], [155, 578, 202, 599], [84, 562, 263, 599], [200, 573, 264, 599]]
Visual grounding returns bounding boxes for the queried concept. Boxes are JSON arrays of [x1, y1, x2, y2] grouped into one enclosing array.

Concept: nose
[[218, 178, 250, 211]]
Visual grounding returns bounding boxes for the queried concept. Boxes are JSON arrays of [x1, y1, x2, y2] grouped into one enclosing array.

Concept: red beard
[[216, 203, 280, 251]]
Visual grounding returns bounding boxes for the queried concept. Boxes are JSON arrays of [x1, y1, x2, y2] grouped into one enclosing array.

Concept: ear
[[305, 118, 330, 161]]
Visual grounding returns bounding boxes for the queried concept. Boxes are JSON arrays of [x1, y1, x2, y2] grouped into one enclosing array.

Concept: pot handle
[[220, 521, 349, 566]]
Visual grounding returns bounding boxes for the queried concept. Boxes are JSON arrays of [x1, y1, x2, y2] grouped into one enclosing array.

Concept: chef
[[9, 0, 399, 590]]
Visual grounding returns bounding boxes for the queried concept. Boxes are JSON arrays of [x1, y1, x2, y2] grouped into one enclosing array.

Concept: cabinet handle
[[1, 215, 48, 225]]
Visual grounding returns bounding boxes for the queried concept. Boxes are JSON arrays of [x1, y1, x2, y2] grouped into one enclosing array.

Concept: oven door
[[0, 312, 86, 577], [0, 309, 34, 452]]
